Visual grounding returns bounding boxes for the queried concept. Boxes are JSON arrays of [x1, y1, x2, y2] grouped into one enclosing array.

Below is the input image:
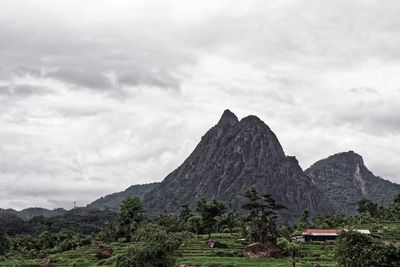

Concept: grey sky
[[1, 0, 399, 210]]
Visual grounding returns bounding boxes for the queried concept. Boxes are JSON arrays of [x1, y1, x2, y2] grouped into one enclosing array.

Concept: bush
[[336, 230, 400, 266], [117, 224, 183, 267], [116, 242, 176, 267]]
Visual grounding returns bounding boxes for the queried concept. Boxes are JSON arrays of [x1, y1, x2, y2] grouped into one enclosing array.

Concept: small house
[[302, 229, 338, 241]]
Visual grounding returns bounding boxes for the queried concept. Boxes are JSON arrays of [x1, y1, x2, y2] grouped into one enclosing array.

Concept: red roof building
[[302, 229, 338, 241]]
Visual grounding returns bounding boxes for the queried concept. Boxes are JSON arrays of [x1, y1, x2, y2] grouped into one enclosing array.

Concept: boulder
[[321, 245, 334, 251], [39, 259, 52, 267], [207, 239, 228, 248], [95, 248, 113, 260], [244, 242, 283, 259]]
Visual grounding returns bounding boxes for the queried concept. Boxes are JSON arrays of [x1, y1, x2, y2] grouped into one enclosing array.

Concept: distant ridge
[[0, 207, 66, 221]]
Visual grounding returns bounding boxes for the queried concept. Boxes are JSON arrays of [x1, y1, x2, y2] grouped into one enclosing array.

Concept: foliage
[[116, 226, 182, 267], [357, 199, 382, 218], [0, 226, 10, 256], [242, 187, 285, 243], [197, 199, 226, 239], [135, 224, 168, 242], [155, 214, 185, 232], [277, 227, 300, 267], [187, 213, 201, 238], [0, 208, 116, 237], [9, 230, 91, 258], [335, 230, 400, 267], [178, 205, 192, 223], [116, 196, 145, 241], [309, 212, 354, 228]]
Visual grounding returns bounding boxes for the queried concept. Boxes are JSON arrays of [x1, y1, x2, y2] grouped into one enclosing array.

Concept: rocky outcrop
[[143, 110, 332, 220], [306, 151, 400, 215], [244, 242, 283, 259], [95, 248, 113, 260]]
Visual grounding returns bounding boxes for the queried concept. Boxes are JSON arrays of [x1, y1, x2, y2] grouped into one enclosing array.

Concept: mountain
[[0, 207, 66, 221], [305, 151, 400, 215], [0, 207, 116, 236], [140, 110, 333, 219], [87, 183, 159, 211]]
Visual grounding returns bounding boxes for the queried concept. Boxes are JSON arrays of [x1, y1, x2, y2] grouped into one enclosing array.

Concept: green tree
[[242, 188, 285, 243], [0, 226, 9, 256], [178, 205, 192, 223], [196, 199, 226, 239], [216, 210, 241, 233], [394, 193, 400, 204], [299, 209, 309, 228], [116, 224, 181, 267], [117, 196, 145, 241], [336, 230, 400, 267], [259, 194, 286, 243], [357, 199, 381, 218], [277, 227, 300, 267], [242, 187, 263, 243], [187, 214, 201, 239], [156, 214, 184, 233]]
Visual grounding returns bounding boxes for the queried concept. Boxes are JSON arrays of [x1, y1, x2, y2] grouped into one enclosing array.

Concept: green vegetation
[[242, 187, 286, 243], [336, 230, 400, 266], [0, 192, 399, 266]]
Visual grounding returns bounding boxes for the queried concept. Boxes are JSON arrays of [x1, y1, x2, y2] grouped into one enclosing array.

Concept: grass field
[[2, 222, 399, 267]]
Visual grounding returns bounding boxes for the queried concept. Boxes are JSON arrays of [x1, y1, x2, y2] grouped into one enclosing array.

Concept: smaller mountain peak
[[330, 151, 364, 166], [218, 109, 239, 126]]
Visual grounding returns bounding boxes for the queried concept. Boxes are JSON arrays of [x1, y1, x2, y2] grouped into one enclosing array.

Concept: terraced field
[[177, 233, 335, 267], [2, 223, 399, 267]]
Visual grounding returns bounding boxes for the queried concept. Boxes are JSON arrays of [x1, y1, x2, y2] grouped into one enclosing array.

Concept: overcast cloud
[[1, 0, 399, 210]]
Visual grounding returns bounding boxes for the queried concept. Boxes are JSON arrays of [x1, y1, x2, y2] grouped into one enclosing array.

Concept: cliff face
[[143, 110, 333, 219], [305, 151, 400, 215]]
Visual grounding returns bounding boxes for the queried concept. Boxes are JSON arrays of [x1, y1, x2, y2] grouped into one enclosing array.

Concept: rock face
[[143, 110, 332, 219], [244, 242, 283, 259], [305, 151, 400, 215]]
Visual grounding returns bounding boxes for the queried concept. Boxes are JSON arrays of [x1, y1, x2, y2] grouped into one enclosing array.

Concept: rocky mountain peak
[[143, 109, 333, 219], [306, 151, 400, 215], [217, 109, 239, 127], [334, 151, 365, 166]]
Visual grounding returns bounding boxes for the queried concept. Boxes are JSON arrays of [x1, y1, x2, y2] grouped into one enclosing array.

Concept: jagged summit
[[217, 109, 239, 126], [306, 151, 400, 215]]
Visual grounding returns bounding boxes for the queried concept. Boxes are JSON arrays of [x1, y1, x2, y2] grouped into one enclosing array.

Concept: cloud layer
[[1, 0, 400, 209]]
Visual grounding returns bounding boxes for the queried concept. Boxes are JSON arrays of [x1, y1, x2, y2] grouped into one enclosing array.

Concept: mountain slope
[[142, 110, 332, 219], [87, 183, 159, 211], [305, 151, 400, 215]]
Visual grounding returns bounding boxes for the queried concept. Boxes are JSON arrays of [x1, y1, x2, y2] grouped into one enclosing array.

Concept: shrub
[[336, 230, 400, 266], [116, 242, 176, 267], [117, 225, 183, 267]]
